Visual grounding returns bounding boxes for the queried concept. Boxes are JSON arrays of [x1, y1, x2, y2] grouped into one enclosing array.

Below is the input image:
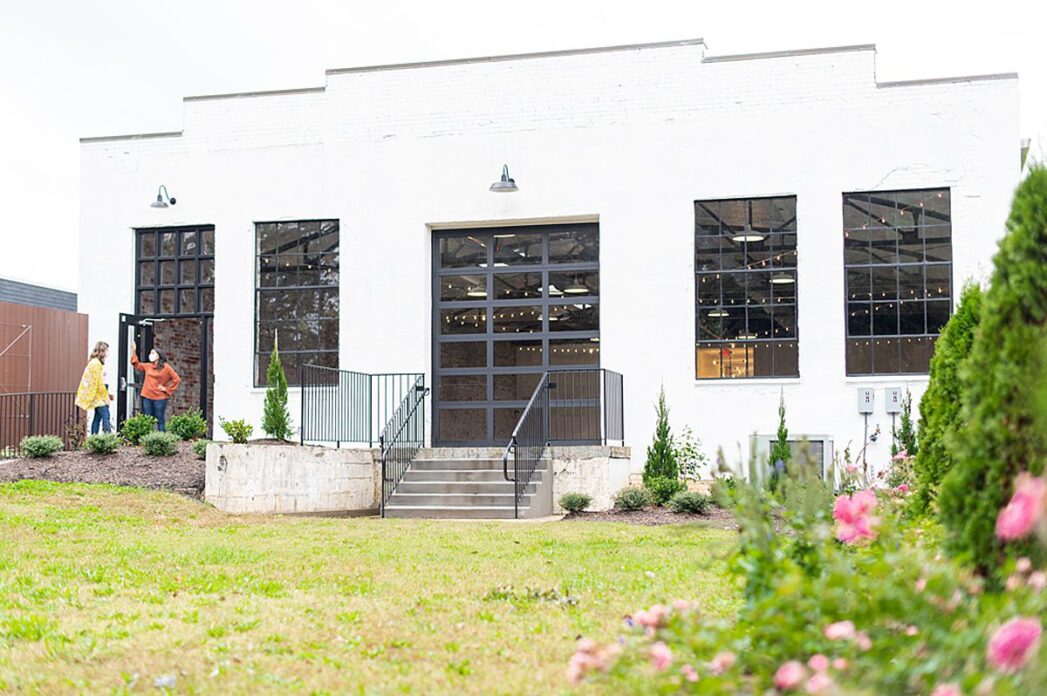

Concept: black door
[[116, 313, 156, 426]]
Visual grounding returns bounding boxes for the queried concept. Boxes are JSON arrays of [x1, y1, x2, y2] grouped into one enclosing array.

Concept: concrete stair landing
[[383, 448, 549, 520]]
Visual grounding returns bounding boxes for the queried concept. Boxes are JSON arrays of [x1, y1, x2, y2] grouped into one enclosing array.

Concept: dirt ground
[[0, 440, 205, 499], [561, 505, 737, 527]]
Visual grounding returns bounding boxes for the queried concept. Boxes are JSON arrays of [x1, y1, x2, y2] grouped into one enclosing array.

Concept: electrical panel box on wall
[[857, 388, 875, 414], [885, 387, 903, 414]]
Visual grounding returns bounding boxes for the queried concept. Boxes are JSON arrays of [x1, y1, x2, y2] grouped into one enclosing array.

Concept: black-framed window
[[695, 196, 798, 379], [135, 226, 215, 316], [255, 220, 339, 386], [843, 189, 951, 375]]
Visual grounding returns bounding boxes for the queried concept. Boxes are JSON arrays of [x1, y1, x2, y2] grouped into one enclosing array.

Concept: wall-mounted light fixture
[[150, 185, 176, 208], [489, 164, 518, 193]]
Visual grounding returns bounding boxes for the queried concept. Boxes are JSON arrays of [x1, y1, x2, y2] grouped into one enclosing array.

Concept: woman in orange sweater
[[130, 341, 181, 432]]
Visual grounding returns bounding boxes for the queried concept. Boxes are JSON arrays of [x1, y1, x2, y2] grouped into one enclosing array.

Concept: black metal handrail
[[502, 368, 624, 518], [0, 392, 83, 457], [379, 377, 429, 517], [300, 365, 424, 447]]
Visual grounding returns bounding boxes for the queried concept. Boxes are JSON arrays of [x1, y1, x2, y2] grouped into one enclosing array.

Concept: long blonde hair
[[90, 341, 109, 364]]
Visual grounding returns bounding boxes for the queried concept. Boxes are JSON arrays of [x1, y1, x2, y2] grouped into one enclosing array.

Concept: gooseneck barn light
[[150, 185, 177, 208], [489, 164, 518, 193]]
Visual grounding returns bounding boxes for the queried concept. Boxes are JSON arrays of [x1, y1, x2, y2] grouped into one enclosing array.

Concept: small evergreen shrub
[[120, 413, 157, 445], [84, 433, 120, 455], [768, 394, 791, 493], [220, 418, 253, 444], [168, 410, 207, 441], [614, 486, 654, 512], [669, 491, 710, 514], [710, 476, 737, 508], [141, 431, 178, 456], [192, 439, 210, 460], [642, 387, 678, 487], [20, 435, 64, 458], [909, 284, 982, 516], [558, 493, 592, 513], [261, 335, 293, 441], [890, 389, 918, 457], [646, 476, 685, 506]]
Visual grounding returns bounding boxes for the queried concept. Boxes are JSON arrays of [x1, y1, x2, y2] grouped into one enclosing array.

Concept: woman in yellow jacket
[[75, 341, 113, 434]]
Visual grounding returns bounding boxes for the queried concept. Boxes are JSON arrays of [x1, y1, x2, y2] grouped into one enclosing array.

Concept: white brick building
[[79, 39, 1020, 481]]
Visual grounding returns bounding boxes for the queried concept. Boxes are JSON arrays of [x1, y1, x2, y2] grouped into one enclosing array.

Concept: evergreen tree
[[908, 284, 982, 516], [643, 386, 678, 486], [768, 394, 791, 492], [262, 332, 293, 441], [938, 166, 1047, 579], [890, 390, 918, 457]]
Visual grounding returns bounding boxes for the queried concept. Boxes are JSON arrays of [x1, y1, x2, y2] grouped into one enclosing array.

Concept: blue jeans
[[142, 397, 168, 432], [91, 405, 112, 434]]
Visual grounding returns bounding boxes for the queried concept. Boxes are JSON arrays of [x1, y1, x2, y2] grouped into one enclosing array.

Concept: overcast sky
[[2, 0, 1044, 292]]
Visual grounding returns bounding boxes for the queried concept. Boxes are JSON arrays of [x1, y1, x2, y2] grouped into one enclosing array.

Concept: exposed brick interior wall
[[151, 317, 214, 433]]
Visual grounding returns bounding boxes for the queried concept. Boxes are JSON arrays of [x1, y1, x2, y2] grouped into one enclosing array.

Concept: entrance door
[[432, 224, 600, 446], [116, 313, 156, 425]]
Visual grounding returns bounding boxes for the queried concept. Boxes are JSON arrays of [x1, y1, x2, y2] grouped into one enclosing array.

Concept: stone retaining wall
[[551, 446, 632, 513]]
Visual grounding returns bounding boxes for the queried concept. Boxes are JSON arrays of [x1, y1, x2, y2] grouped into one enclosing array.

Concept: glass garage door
[[432, 224, 600, 446]]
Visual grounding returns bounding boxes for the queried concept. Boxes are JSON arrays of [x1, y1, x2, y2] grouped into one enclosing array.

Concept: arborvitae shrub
[[768, 395, 791, 492], [908, 284, 982, 516], [261, 335, 293, 441], [642, 387, 678, 487], [891, 390, 918, 457], [938, 166, 1047, 580], [168, 410, 207, 441]]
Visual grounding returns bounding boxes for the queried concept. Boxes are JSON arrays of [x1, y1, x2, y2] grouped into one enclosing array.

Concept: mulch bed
[[0, 441, 205, 499], [561, 506, 738, 527]]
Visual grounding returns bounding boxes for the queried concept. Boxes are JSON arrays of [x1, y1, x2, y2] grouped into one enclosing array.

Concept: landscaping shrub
[[890, 389, 918, 458], [646, 476, 685, 506], [668, 491, 710, 514], [939, 166, 1047, 579], [84, 433, 120, 455], [710, 475, 737, 508], [642, 387, 678, 487], [141, 431, 179, 456], [120, 413, 157, 445], [767, 394, 790, 493], [220, 418, 253, 444], [261, 335, 293, 441], [909, 283, 983, 516], [20, 435, 63, 458], [674, 426, 708, 480], [168, 410, 207, 441], [558, 493, 592, 514], [614, 486, 654, 512], [192, 439, 210, 460]]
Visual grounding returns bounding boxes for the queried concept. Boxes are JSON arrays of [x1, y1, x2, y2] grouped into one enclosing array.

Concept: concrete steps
[[384, 455, 549, 520]]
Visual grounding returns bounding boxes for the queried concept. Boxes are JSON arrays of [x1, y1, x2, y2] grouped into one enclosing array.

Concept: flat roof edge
[[325, 38, 706, 75], [702, 44, 876, 63], [184, 85, 326, 102], [80, 130, 183, 144], [877, 72, 1018, 88]]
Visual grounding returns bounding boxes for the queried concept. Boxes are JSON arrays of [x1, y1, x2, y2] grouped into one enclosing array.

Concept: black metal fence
[[0, 392, 82, 457], [502, 368, 624, 517], [300, 365, 425, 447], [379, 377, 429, 517]]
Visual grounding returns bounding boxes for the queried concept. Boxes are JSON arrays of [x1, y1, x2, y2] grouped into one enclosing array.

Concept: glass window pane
[[160, 232, 177, 257], [698, 312, 722, 341], [773, 342, 799, 377], [200, 288, 214, 313], [873, 302, 898, 336], [846, 339, 873, 375], [493, 272, 542, 300], [900, 336, 935, 373], [869, 228, 898, 264], [927, 300, 951, 334], [697, 274, 720, 307], [548, 227, 598, 263], [695, 235, 719, 272], [199, 259, 215, 285], [159, 261, 176, 286], [873, 338, 900, 374], [493, 374, 542, 401], [848, 303, 871, 336], [180, 260, 197, 285], [493, 306, 542, 334], [440, 274, 487, 302], [159, 289, 175, 315], [440, 308, 485, 334], [899, 300, 925, 335], [138, 232, 157, 258], [872, 266, 898, 301], [772, 305, 797, 338], [494, 340, 542, 367], [139, 290, 155, 314], [750, 341, 775, 377], [747, 271, 773, 305], [139, 262, 156, 286], [925, 226, 952, 263], [926, 265, 951, 301], [722, 274, 746, 307], [547, 271, 598, 297], [494, 234, 542, 265], [924, 189, 951, 220], [844, 228, 872, 265], [493, 408, 524, 441], [439, 408, 486, 442], [695, 200, 720, 230], [696, 344, 724, 378], [769, 271, 796, 303], [843, 195, 870, 229], [440, 341, 486, 368], [549, 339, 600, 366], [898, 227, 923, 264], [847, 268, 871, 302], [439, 375, 486, 402], [181, 230, 197, 256], [179, 289, 196, 314], [747, 305, 773, 341], [440, 236, 487, 268], [201, 228, 215, 256], [549, 303, 598, 332]]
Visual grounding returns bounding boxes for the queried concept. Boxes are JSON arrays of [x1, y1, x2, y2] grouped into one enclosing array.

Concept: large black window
[[255, 220, 339, 386], [136, 225, 215, 316], [695, 196, 798, 379], [843, 189, 951, 375]]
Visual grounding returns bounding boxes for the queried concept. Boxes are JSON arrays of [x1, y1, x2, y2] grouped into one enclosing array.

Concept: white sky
[[1, 0, 1044, 293]]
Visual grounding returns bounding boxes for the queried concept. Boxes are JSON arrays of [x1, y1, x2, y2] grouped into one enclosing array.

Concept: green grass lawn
[[0, 481, 737, 694]]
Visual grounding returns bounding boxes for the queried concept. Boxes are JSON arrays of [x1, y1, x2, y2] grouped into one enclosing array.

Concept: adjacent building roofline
[[183, 85, 326, 103], [80, 130, 182, 144], [701, 43, 875, 63], [877, 72, 1018, 88], [324, 38, 706, 75]]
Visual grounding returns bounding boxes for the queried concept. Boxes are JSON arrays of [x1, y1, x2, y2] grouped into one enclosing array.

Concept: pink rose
[[649, 641, 672, 671], [915, 577, 927, 593], [681, 664, 699, 682], [1006, 574, 1023, 592], [987, 617, 1042, 672], [995, 473, 1045, 541], [833, 490, 879, 544], [1016, 557, 1033, 574], [805, 671, 833, 693], [931, 684, 963, 696], [856, 632, 872, 651], [1028, 571, 1047, 591], [824, 620, 856, 641], [807, 654, 830, 672], [905, 625, 919, 637], [567, 652, 594, 685], [709, 650, 736, 674], [672, 599, 694, 612], [773, 661, 806, 691], [831, 658, 848, 671], [892, 450, 908, 461], [896, 483, 910, 494], [846, 464, 859, 474]]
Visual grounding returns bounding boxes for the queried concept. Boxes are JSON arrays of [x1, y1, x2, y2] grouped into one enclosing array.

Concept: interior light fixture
[[737, 333, 758, 340], [466, 285, 487, 298], [707, 308, 729, 318], [730, 199, 764, 243], [770, 273, 796, 285], [489, 164, 518, 193], [150, 185, 176, 208], [563, 277, 588, 294]]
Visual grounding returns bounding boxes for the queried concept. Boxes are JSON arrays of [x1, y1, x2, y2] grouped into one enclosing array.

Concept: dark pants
[[142, 397, 168, 431], [91, 405, 112, 434]]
